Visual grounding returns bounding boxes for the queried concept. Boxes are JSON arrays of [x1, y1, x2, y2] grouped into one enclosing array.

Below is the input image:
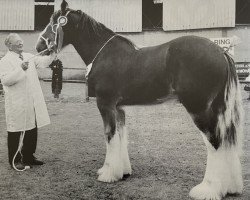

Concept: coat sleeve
[[0, 60, 26, 86], [33, 55, 54, 69]]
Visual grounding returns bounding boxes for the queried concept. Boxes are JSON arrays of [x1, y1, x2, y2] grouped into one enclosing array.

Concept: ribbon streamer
[[49, 59, 63, 98]]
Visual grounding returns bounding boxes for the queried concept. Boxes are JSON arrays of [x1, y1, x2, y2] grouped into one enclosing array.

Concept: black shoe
[[30, 159, 44, 165], [11, 162, 31, 170], [23, 157, 44, 165]]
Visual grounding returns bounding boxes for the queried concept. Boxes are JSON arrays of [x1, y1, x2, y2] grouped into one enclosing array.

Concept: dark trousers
[[7, 127, 37, 165]]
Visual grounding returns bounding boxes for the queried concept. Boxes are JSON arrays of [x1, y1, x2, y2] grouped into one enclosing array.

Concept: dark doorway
[[236, 0, 250, 24], [35, 1, 54, 30], [142, 0, 163, 30]]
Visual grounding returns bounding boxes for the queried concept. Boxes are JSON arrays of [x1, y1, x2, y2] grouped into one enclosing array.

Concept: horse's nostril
[[36, 45, 41, 53]]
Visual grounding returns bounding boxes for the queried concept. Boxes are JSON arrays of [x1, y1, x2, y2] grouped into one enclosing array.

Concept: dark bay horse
[[36, 1, 244, 199]]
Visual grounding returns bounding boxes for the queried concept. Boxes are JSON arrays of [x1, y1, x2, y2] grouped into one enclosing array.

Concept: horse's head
[[36, 0, 84, 54], [36, 0, 115, 64]]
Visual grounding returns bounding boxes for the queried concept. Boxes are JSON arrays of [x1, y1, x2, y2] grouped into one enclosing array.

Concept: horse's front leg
[[96, 98, 124, 182], [116, 106, 132, 177]]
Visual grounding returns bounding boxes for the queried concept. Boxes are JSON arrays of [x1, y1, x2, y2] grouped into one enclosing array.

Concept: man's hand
[[21, 61, 29, 71]]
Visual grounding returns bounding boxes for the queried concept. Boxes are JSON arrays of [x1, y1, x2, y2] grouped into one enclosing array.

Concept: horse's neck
[[73, 33, 113, 66], [73, 41, 93, 65]]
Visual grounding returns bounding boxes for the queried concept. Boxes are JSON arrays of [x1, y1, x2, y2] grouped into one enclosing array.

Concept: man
[[0, 33, 55, 170]]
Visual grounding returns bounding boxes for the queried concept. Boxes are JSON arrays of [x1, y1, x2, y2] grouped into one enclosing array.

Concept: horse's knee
[[104, 121, 116, 142], [99, 110, 116, 142], [117, 107, 125, 126]]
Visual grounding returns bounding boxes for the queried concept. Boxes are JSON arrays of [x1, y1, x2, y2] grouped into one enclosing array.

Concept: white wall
[[163, 0, 235, 31], [0, 0, 34, 30], [55, 0, 142, 32]]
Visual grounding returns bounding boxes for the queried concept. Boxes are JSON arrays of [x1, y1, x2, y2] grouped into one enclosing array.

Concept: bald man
[[0, 33, 55, 170]]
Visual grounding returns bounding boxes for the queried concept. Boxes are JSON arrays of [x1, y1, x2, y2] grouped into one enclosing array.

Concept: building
[[0, 0, 250, 81]]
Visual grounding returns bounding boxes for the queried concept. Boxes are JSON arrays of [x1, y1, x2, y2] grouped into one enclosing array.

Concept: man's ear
[[61, 0, 69, 15]]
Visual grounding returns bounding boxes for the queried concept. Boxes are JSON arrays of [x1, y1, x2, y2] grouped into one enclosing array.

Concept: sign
[[235, 62, 250, 69], [235, 62, 250, 74], [235, 62, 250, 81], [210, 37, 234, 55]]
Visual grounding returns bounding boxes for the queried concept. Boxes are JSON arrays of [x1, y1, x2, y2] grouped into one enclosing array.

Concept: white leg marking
[[189, 134, 243, 200], [120, 126, 132, 175], [97, 124, 132, 182], [97, 142, 109, 176], [97, 130, 123, 182]]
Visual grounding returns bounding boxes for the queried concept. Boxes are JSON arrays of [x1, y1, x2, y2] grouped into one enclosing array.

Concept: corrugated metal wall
[[0, 0, 34, 30], [55, 0, 142, 32], [163, 0, 235, 31], [0, 0, 236, 32]]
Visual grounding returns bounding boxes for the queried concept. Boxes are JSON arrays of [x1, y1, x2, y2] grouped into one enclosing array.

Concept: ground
[[0, 81, 249, 200]]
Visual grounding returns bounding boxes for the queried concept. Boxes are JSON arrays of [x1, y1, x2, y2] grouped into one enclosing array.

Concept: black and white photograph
[[0, 0, 250, 199]]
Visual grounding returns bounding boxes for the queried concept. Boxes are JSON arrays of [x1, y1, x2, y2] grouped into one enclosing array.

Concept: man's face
[[8, 35, 24, 54]]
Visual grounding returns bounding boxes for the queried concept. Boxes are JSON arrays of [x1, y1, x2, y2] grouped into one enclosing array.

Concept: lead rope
[[12, 46, 55, 171], [12, 74, 30, 171]]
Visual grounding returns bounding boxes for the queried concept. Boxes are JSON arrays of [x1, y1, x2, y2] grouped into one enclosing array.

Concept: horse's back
[[168, 35, 227, 75]]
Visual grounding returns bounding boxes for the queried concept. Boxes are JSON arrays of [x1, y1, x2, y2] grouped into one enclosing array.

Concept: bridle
[[39, 11, 71, 53], [39, 9, 117, 78]]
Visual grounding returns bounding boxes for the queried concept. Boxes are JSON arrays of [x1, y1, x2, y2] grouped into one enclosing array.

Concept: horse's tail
[[216, 52, 244, 154]]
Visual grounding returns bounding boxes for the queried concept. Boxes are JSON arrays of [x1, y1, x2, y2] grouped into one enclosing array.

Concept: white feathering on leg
[[189, 134, 243, 200], [98, 131, 124, 182], [120, 126, 132, 175]]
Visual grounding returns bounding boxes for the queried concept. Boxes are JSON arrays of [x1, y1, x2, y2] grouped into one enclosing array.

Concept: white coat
[[0, 51, 52, 132]]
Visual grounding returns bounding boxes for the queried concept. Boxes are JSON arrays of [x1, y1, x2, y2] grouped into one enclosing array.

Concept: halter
[[39, 11, 70, 53]]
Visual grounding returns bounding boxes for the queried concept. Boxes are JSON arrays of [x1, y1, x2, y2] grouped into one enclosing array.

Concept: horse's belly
[[121, 83, 171, 105]]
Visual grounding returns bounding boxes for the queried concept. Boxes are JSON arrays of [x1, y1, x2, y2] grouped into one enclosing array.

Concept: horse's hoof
[[123, 165, 132, 176], [189, 181, 222, 200], [98, 172, 119, 183], [122, 174, 131, 180], [97, 164, 123, 183], [227, 180, 243, 195]]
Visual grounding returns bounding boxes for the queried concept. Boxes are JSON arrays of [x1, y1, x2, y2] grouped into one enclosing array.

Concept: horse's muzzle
[[36, 39, 47, 53]]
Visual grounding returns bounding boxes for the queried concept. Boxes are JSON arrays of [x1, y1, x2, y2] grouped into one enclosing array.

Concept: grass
[[0, 82, 249, 200]]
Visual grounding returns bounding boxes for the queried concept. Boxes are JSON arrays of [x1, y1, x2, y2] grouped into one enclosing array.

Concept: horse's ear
[[61, 0, 68, 14]]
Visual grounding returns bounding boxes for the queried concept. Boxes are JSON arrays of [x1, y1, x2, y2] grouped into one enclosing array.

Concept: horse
[[36, 1, 244, 199]]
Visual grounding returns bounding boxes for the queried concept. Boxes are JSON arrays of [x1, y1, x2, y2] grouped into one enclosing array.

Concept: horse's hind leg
[[188, 84, 243, 199], [96, 98, 130, 182], [189, 133, 243, 200], [116, 107, 132, 177]]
